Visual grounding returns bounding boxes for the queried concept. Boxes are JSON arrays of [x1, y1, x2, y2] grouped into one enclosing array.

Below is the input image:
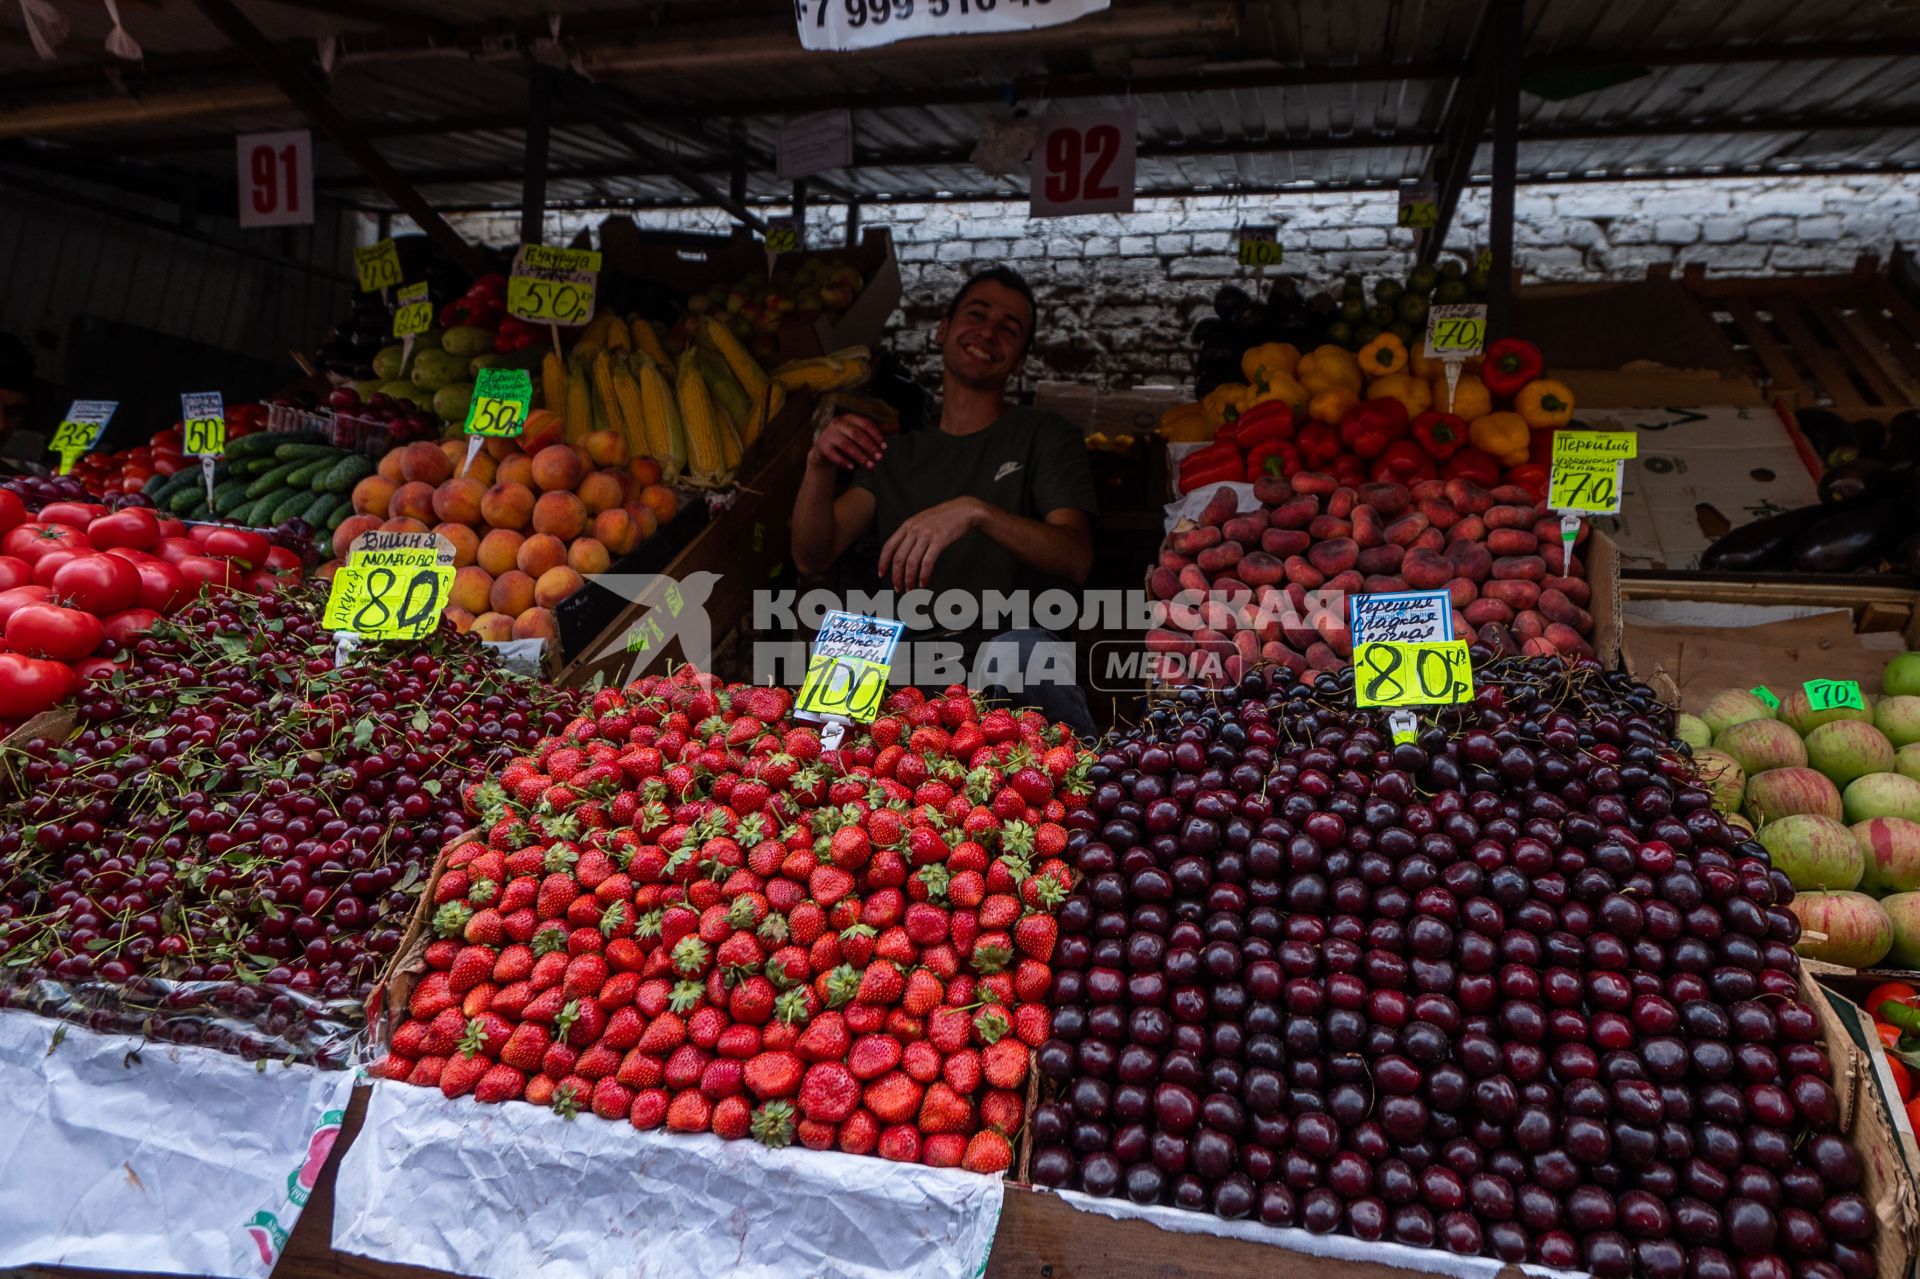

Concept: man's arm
[[976, 504, 1093, 584], [790, 414, 887, 576]]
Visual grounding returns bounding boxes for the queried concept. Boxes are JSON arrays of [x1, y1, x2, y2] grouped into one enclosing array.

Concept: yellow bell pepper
[[1357, 333, 1408, 377], [1516, 378, 1576, 429], [1297, 345, 1362, 396], [1252, 371, 1308, 410], [1470, 411, 1531, 467], [1158, 402, 1214, 442], [1432, 373, 1492, 422], [1308, 387, 1359, 426], [1410, 339, 1482, 381], [1240, 342, 1300, 391], [1365, 373, 1432, 419], [1201, 382, 1254, 429]]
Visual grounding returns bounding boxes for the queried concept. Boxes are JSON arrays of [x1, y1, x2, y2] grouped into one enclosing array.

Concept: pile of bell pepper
[[1169, 334, 1577, 504]]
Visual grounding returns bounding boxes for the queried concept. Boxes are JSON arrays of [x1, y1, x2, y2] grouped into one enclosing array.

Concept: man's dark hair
[[0, 334, 33, 397], [946, 267, 1038, 357]]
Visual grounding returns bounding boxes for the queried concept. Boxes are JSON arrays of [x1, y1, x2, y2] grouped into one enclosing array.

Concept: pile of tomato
[[0, 491, 302, 725], [66, 405, 269, 498], [1864, 979, 1920, 1131]]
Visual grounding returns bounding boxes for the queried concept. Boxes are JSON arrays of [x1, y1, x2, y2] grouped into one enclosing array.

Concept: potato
[[1384, 513, 1430, 547], [1269, 496, 1319, 530], [1488, 529, 1539, 556], [1262, 528, 1311, 558], [1307, 537, 1359, 577], [1291, 471, 1338, 496], [1403, 548, 1453, 590], [1357, 482, 1411, 517], [1357, 544, 1406, 575], [1492, 554, 1546, 581], [1307, 515, 1353, 541]]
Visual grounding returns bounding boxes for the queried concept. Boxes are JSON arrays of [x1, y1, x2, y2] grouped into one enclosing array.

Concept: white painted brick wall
[[431, 173, 1920, 392]]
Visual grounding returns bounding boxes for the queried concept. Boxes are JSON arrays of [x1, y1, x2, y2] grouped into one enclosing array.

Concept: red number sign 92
[[1043, 123, 1123, 205]]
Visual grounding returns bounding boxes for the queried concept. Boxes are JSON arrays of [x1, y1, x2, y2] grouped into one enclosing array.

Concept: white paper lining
[[0, 1010, 354, 1277], [334, 1080, 1003, 1279], [1163, 475, 1265, 536]]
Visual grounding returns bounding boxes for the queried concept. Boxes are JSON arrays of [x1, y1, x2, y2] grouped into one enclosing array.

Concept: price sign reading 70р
[[794, 610, 906, 724], [1354, 639, 1475, 709], [1549, 430, 1637, 515], [1237, 224, 1283, 269], [507, 244, 600, 326], [322, 548, 454, 640]]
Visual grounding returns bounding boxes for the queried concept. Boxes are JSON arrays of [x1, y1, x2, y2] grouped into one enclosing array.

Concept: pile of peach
[[330, 435, 678, 644]]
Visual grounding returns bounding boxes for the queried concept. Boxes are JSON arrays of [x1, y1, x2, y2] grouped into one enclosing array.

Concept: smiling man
[[789, 266, 1098, 735]]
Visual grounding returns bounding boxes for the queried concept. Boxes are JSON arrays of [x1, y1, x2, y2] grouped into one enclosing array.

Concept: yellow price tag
[[1549, 431, 1637, 514], [464, 368, 532, 438], [1237, 224, 1280, 268], [1425, 304, 1487, 358], [181, 391, 225, 457], [795, 654, 891, 723], [50, 400, 115, 474], [1397, 184, 1439, 229], [354, 239, 404, 293], [322, 549, 454, 640], [1355, 640, 1474, 708], [764, 227, 800, 256], [508, 244, 600, 325], [393, 282, 433, 338]]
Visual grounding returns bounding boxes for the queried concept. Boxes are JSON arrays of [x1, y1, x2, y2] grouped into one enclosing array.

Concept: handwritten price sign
[[392, 282, 433, 338], [1355, 640, 1474, 709], [323, 546, 454, 640], [1425, 304, 1488, 359], [465, 368, 532, 438], [1549, 431, 1637, 516], [793, 610, 904, 724], [1397, 183, 1439, 229], [1805, 679, 1867, 713], [1237, 224, 1282, 269], [507, 244, 600, 326], [50, 400, 117, 474], [353, 239, 403, 293], [181, 392, 225, 457]]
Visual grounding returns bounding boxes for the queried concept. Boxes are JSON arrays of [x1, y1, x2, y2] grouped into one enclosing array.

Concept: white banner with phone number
[[795, 0, 1108, 52]]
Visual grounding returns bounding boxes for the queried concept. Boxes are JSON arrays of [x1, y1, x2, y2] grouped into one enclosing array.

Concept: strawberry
[[928, 1006, 972, 1054], [982, 1039, 1028, 1089], [961, 1130, 1013, 1174], [798, 1062, 861, 1123], [901, 969, 945, 1017], [978, 894, 1020, 930], [1012, 960, 1052, 1005], [743, 1050, 805, 1099], [839, 924, 877, 968], [1012, 912, 1058, 962], [750, 1099, 798, 1148], [421, 1007, 467, 1056], [979, 1087, 1024, 1136], [923, 1133, 968, 1168], [448, 945, 495, 995], [837, 1108, 880, 1156], [877, 1124, 922, 1163], [855, 960, 905, 1006], [440, 1053, 490, 1099], [666, 1089, 712, 1132], [846, 1033, 903, 1081], [916, 1080, 973, 1134], [711, 1095, 753, 1140], [809, 865, 854, 906], [942, 1049, 983, 1095], [630, 1088, 670, 1130]]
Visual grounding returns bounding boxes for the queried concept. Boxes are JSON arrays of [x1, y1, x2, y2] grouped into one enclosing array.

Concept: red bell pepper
[[1503, 462, 1551, 502], [1248, 440, 1299, 481], [1371, 440, 1438, 485], [1332, 454, 1368, 487], [1234, 400, 1294, 451], [1296, 424, 1342, 470], [1442, 448, 1502, 487], [1179, 441, 1244, 493], [1482, 338, 1544, 399], [1411, 411, 1467, 460], [1338, 399, 1410, 460]]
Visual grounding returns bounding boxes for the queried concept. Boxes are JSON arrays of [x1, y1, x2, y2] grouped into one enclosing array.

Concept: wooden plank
[[1835, 307, 1920, 408], [1817, 302, 1909, 406], [1723, 298, 1808, 405], [1768, 294, 1872, 414], [1871, 277, 1920, 344], [1855, 299, 1920, 388]]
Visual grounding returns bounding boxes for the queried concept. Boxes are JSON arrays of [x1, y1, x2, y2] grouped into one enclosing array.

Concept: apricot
[[638, 483, 679, 525], [352, 475, 397, 518], [443, 605, 475, 634], [379, 516, 430, 535], [628, 456, 663, 490], [437, 438, 466, 477], [577, 470, 625, 516], [516, 533, 568, 579], [332, 514, 382, 561], [433, 522, 480, 568], [469, 611, 515, 642], [476, 528, 524, 577], [532, 490, 588, 541], [582, 429, 626, 468], [389, 480, 437, 523], [496, 454, 535, 488], [450, 565, 493, 615], [535, 565, 585, 608], [432, 477, 486, 525], [398, 441, 453, 485], [530, 444, 587, 493], [567, 537, 611, 576], [480, 481, 535, 531], [489, 569, 536, 616], [512, 606, 560, 643]]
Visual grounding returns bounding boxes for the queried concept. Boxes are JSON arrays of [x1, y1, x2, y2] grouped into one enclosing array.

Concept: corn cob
[[565, 363, 593, 442], [676, 349, 734, 485], [572, 313, 608, 356], [630, 317, 670, 365], [604, 314, 630, 352], [771, 354, 870, 392], [589, 350, 618, 440], [701, 316, 769, 402], [637, 356, 687, 481], [696, 350, 753, 437], [744, 382, 786, 448], [542, 351, 567, 415], [610, 359, 650, 464]]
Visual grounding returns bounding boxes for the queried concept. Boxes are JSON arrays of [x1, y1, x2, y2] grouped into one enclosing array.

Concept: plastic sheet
[[0, 1009, 354, 1277], [335, 1080, 1003, 1279]]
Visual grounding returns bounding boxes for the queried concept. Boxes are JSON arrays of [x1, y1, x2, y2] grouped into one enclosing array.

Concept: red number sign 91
[[236, 130, 314, 229]]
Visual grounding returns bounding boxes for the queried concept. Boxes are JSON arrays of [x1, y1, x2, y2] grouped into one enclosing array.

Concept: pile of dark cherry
[[1034, 657, 1873, 1279]]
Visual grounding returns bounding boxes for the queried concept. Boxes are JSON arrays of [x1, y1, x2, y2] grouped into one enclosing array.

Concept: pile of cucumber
[[144, 431, 375, 532]]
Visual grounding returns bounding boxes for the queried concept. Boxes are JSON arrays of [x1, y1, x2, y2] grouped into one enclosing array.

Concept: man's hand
[[808, 413, 892, 472], [878, 497, 984, 592]]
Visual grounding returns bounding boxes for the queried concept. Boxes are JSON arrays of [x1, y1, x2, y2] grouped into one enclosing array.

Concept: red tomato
[[1890, 1055, 1915, 1102], [0, 556, 29, 592], [1907, 1095, 1920, 1136], [0, 650, 78, 718], [0, 586, 50, 629], [104, 547, 153, 564], [129, 559, 188, 613], [0, 490, 24, 533], [6, 601, 104, 662], [157, 518, 187, 540], [52, 553, 140, 615], [100, 607, 162, 645], [1868, 982, 1918, 1016], [3, 522, 92, 565], [1881, 1022, 1903, 1049], [83, 506, 160, 549], [73, 655, 122, 683], [31, 549, 84, 588], [265, 546, 303, 574], [37, 501, 107, 530], [200, 527, 271, 568], [187, 524, 215, 547], [239, 567, 281, 596], [154, 537, 201, 565], [176, 555, 237, 594]]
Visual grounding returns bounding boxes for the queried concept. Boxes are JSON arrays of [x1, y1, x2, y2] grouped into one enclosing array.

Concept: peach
[[432, 477, 486, 525], [377, 450, 406, 485], [584, 428, 628, 468], [532, 490, 588, 541], [444, 606, 475, 634], [516, 533, 568, 579], [332, 514, 382, 561], [624, 502, 659, 541], [489, 569, 536, 617], [379, 516, 430, 535], [480, 481, 534, 531], [433, 522, 479, 568], [530, 444, 587, 493], [535, 565, 585, 608], [460, 450, 498, 486], [567, 537, 611, 576], [592, 508, 640, 556], [352, 475, 397, 518], [639, 483, 679, 526], [577, 470, 625, 516], [495, 454, 535, 488], [389, 480, 437, 523], [483, 437, 518, 461], [450, 565, 493, 615], [512, 607, 559, 643], [315, 559, 341, 581], [437, 438, 466, 477], [628, 456, 663, 489], [476, 528, 524, 577], [470, 611, 515, 642], [398, 441, 453, 486]]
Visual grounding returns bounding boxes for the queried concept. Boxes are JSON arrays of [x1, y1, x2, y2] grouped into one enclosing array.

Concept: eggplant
[[1885, 410, 1920, 468], [1698, 503, 1839, 571], [1788, 498, 1913, 573], [1817, 459, 1893, 505], [1213, 285, 1254, 323], [1795, 409, 1852, 462]]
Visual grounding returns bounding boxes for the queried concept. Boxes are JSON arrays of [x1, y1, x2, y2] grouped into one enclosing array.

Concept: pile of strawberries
[[373, 666, 1089, 1173]]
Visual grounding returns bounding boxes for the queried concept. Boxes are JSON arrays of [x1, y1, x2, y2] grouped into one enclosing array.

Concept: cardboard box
[[1584, 403, 1821, 572], [1622, 596, 1918, 710], [363, 830, 473, 1049]]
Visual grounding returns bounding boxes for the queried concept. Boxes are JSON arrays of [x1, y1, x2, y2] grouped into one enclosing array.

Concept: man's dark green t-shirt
[[850, 406, 1098, 599]]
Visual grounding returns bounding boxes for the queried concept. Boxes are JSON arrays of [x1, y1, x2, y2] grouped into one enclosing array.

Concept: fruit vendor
[[790, 267, 1099, 737], [0, 333, 51, 467]]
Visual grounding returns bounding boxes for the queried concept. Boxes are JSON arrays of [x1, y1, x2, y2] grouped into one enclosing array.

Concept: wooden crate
[[1679, 257, 1920, 420]]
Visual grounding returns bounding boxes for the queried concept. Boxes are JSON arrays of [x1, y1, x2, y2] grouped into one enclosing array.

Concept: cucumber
[[285, 458, 333, 489], [302, 491, 338, 524], [320, 454, 374, 493], [167, 484, 205, 515], [268, 489, 312, 524], [325, 496, 354, 530], [211, 478, 252, 516], [239, 455, 283, 477], [273, 442, 341, 464], [230, 429, 320, 459], [150, 471, 193, 506], [245, 462, 302, 499], [228, 497, 268, 526]]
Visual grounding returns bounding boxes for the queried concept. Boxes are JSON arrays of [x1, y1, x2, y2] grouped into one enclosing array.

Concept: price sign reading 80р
[[794, 610, 906, 724], [323, 548, 455, 640], [507, 244, 601, 326], [1355, 639, 1475, 709]]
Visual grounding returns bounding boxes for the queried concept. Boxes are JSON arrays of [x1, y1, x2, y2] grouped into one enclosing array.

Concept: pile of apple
[[676, 255, 867, 362], [337, 413, 679, 645]]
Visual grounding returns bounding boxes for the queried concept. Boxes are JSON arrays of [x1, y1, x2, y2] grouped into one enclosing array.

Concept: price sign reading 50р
[[1425, 303, 1488, 359], [507, 244, 601, 326], [1237, 224, 1282, 269], [465, 367, 533, 438], [1355, 639, 1474, 708], [763, 217, 801, 256], [181, 391, 225, 457]]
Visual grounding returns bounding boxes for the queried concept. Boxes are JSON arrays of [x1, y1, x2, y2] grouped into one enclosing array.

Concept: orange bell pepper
[[1433, 372, 1492, 422], [1469, 411, 1530, 467], [1308, 387, 1360, 426]]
